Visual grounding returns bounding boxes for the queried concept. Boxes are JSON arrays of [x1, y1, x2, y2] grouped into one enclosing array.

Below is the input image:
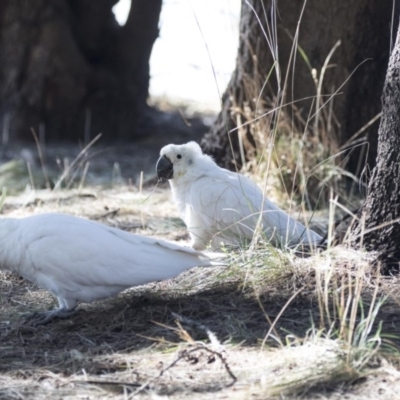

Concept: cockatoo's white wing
[[185, 169, 321, 248], [184, 169, 269, 247], [222, 170, 322, 246], [4, 213, 210, 308]]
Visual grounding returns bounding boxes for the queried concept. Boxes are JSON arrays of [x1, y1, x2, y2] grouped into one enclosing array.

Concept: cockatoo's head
[[156, 141, 212, 182]]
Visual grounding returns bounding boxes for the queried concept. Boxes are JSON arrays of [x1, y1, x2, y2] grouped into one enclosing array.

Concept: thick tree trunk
[[350, 23, 400, 272], [202, 0, 397, 176], [0, 0, 162, 143]]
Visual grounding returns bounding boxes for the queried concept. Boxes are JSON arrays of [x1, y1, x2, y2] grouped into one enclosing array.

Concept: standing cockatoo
[[156, 141, 322, 250], [0, 213, 212, 324]]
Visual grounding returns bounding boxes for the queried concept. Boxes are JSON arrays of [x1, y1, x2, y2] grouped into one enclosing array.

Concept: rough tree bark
[[350, 22, 400, 272], [202, 0, 397, 175], [0, 0, 161, 142]]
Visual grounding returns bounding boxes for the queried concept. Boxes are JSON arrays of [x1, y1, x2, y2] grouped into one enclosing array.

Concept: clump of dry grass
[[222, 5, 366, 216], [236, 90, 343, 210]]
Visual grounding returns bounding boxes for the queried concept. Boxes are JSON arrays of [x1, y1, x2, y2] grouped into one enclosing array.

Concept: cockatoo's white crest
[[0, 213, 212, 324], [157, 141, 323, 250]]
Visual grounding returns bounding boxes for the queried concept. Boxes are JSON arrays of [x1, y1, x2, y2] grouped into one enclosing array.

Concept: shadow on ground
[[2, 266, 399, 371]]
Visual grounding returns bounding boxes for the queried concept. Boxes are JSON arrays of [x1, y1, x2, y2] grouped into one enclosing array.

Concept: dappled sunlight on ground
[[0, 180, 400, 398]]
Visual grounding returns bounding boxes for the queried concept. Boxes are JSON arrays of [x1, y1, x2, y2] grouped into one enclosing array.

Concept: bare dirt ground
[[1, 139, 400, 399]]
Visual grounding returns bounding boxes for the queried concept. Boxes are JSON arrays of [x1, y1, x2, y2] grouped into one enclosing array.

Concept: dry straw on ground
[[0, 158, 400, 399]]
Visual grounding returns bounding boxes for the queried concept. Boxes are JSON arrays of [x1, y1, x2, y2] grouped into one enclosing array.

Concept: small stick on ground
[[131, 344, 238, 396], [171, 311, 222, 350]]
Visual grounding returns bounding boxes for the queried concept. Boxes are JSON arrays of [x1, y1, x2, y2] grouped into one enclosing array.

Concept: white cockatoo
[[0, 213, 212, 324], [156, 141, 322, 250]]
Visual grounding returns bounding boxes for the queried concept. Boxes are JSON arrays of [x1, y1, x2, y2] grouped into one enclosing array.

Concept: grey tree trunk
[[350, 22, 400, 272], [0, 0, 161, 143], [202, 0, 397, 176]]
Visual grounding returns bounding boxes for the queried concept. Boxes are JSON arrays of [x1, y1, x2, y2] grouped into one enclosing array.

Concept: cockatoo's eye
[[177, 154, 182, 159]]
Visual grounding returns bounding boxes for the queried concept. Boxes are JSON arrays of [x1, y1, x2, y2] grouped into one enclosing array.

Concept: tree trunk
[[0, 0, 162, 143], [350, 22, 400, 272], [202, 0, 397, 176]]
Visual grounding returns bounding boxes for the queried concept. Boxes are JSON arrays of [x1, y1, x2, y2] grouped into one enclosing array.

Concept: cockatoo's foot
[[21, 308, 78, 326]]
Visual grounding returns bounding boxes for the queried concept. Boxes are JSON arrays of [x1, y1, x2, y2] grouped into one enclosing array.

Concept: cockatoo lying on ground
[[156, 141, 322, 250], [0, 213, 212, 324]]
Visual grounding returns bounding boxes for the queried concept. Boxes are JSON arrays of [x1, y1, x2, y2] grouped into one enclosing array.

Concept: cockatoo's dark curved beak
[[156, 155, 174, 181]]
